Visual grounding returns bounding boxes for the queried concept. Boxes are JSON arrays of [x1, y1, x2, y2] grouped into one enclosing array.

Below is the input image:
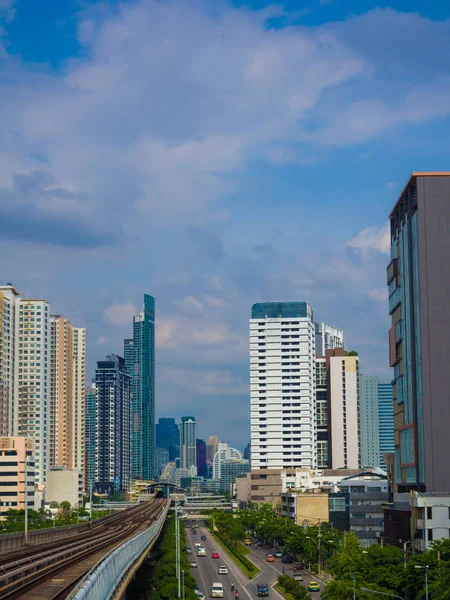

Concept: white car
[[218, 565, 228, 575], [195, 541, 201, 547]]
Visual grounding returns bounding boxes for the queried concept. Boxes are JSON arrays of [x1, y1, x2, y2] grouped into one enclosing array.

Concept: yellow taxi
[[243, 539, 252, 545], [307, 581, 320, 592]]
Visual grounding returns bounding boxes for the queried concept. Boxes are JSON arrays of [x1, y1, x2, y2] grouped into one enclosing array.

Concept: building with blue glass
[[85, 384, 97, 493], [155, 417, 180, 461], [387, 172, 450, 493], [94, 355, 131, 492], [360, 376, 394, 470], [125, 295, 155, 481]]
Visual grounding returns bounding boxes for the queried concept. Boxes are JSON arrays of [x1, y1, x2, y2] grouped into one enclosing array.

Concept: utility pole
[[317, 522, 322, 576]]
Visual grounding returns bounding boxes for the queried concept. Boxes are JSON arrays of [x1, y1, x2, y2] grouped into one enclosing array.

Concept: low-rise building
[[412, 493, 450, 551], [337, 472, 388, 547], [236, 475, 251, 506], [0, 437, 35, 519], [281, 491, 329, 526], [46, 467, 83, 508], [249, 469, 283, 507]]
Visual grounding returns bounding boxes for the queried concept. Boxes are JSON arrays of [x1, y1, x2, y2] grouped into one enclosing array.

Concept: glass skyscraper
[[155, 417, 180, 461], [125, 294, 155, 481], [360, 376, 394, 471]]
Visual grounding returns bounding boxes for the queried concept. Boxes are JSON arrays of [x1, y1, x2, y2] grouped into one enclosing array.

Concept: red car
[[266, 555, 275, 562], [211, 552, 220, 559], [293, 563, 304, 571]]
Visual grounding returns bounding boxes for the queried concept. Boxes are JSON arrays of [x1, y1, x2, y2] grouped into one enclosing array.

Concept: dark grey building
[[387, 172, 450, 492], [95, 355, 131, 492], [155, 417, 180, 461]]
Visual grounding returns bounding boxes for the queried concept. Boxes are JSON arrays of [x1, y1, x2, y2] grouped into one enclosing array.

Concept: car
[[197, 547, 206, 556], [201, 535, 206, 540], [187, 548, 192, 554], [211, 551, 220, 559], [186, 524, 190, 528], [274, 551, 282, 558], [281, 555, 292, 564], [195, 594, 206, 600], [307, 582, 320, 592], [256, 540, 263, 547], [266, 554, 275, 562], [195, 541, 201, 547], [190, 560, 198, 568], [243, 538, 252, 545], [211, 582, 224, 598], [218, 565, 228, 574], [293, 562, 304, 571], [257, 583, 269, 597], [293, 574, 303, 582]]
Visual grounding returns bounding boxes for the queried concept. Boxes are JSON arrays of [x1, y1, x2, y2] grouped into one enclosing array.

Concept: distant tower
[[206, 436, 219, 465], [180, 417, 197, 470]]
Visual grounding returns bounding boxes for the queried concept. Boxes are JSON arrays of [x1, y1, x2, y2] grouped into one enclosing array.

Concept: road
[[185, 521, 323, 598]]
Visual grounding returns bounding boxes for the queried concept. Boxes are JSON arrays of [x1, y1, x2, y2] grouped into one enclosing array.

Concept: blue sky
[[2, 0, 450, 450]]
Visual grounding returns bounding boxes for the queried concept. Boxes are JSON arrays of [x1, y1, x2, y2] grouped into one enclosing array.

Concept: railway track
[[0, 497, 166, 600]]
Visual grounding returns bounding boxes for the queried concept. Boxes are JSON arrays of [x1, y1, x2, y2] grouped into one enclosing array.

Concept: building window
[[427, 507, 433, 520], [428, 529, 433, 542]]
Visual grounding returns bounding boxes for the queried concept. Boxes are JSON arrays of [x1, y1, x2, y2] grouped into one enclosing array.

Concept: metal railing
[[69, 502, 169, 600]]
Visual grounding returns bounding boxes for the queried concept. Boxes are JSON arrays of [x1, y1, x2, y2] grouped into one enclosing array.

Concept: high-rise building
[[125, 295, 155, 481], [315, 323, 344, 357], [155, 417, 180, 461], [95, 355, 131, 491], [328, 348, 360, 470], [0, 284, 21, 437], [213, 442, 244, 479], [387, 172, 450, 492], [180, 416, 197, 470], [250, 302, 316, 470], [360, 376, 394, 470], [50, 316, 86, 477], [85, 384, 97, 492], [16, 298, 51, 485], [244, 442, 251, 462], [155, 447, 169, 477], [196, 439, 207, 477], [206, 435, 219, 465], [315, 357, 329, 468]]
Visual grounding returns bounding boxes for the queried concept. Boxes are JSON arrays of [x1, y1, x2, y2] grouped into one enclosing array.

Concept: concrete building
[[360, 376, 394, 470], [315, 358, 328, 468], [47, 466, 83, 508], [220, 459, 250, 493], [206, 436, 219, 466], [95, 355, 131, 492], [328, 349, 360, 470], [180, 416, 197, 470], [236, 474, 251, 506], [213, 442, 243, 479], [282, 467, 364, 493], [50, 316, 86, 478], [85, 384, 97, 493], [248, 469, 283, 507], [281, 491, 329, 526], [0, 285, 21, 437], [315, 323, 344, 357], [16, 298, 51, 485], [124, 294, 155, 482], [338, 473, 389, 547], [0, 436, 35, 519], [250, 302, 316, 470], [388, 173, 450, 493], [410, 493, 450, 551]]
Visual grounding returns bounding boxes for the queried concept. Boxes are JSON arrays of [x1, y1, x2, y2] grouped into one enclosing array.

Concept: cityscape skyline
[[3, 0, 447, 448]]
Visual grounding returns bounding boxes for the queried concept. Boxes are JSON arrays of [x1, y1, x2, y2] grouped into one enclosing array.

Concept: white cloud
[[95, 335, 109, 344], [367, 288, 387, 302], [175, 295, 204, 312], [345, 223, 390, 255], [104, 302, 137, 325]]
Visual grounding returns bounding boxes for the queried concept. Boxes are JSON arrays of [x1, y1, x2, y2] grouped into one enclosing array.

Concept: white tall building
[[250, 302, 316, 470], [0, 285, 21, 437], [315, 322, 344, 356], [180, 416, 197, 470], [213, 442, 243, 479], [329, 351, 360, 469], [16, 298, 51, 485]]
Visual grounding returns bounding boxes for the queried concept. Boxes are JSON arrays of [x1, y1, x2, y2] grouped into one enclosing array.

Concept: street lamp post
[[306, 535, 322, 575], [182, 569, 185, 600], [414, 565, 429, 600], [350, 572, 356, 600], [361, 587, 404, 600]]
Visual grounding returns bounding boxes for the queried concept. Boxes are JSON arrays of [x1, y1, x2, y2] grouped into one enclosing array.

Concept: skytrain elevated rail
[[0, 496, 166, 600]]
